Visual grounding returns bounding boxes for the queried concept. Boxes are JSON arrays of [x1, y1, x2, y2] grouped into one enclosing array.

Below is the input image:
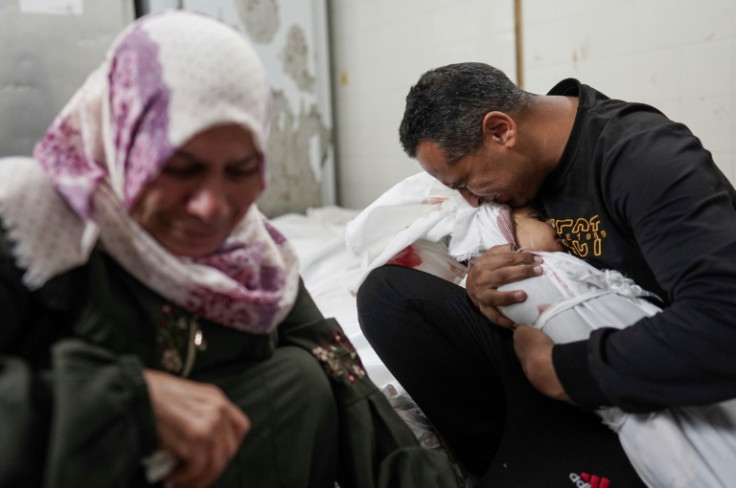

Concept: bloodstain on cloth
[[387, 245, 422, 269]]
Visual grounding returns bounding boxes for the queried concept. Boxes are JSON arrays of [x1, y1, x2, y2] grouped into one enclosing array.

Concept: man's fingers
[[471, 262, 543, 295], [479, 304, 516, 329], [468, 250, 543, 297], [484, 243, 516, 256], [490, 262, 543, 286], [478, 246, 541, 265], [471, 285, 528, 309]]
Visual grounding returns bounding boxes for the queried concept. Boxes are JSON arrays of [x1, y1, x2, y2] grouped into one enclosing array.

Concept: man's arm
[[556, 125, 736, 411], [513, 325, 572, 403]]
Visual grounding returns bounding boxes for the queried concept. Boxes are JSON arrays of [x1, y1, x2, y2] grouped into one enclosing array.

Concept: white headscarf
[[0, 10, 299, 333]]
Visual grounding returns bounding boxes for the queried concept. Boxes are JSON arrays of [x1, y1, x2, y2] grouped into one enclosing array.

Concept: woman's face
[[513, 205, 564, 252], [131, 123, 262, 257]]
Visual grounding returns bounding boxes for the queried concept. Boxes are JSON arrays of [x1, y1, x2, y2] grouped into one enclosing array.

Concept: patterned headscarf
[[0, 10, 299, 333]]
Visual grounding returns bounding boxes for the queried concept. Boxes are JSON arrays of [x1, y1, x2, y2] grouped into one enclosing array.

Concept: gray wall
[[0, 0, 134, 157]]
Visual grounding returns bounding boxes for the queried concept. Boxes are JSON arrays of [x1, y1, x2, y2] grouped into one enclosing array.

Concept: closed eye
[[225, 156, 259, 180], [449, 177, 468, 191], [162, 161, 206, 178], [531, 213, 546, 222], [162, 151, 260, 181]]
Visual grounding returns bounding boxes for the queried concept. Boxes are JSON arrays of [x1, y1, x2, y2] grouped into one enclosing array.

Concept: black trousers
[[357, 265, 645, 488]]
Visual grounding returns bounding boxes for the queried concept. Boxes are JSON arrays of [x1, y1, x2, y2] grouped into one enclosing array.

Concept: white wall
[[330, 0, 736, 209], [0, 0, 134, 157], [522, 0, 736, 181], [329, 0, 517, 209]]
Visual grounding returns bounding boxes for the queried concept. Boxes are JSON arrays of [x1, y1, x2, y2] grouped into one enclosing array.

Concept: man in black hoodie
[[358, 62, 736, 487]]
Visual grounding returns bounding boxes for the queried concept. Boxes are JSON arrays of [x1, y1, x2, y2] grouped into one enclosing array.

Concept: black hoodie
[[538, 79, 736, 412]]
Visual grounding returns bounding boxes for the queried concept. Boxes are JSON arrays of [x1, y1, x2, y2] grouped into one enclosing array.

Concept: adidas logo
[[569, 472, 611, 488]]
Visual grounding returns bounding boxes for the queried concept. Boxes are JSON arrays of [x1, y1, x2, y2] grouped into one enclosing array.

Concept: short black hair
[[399, 62, 533, 163]]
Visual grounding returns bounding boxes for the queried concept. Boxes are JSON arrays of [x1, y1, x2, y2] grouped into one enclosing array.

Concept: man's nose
[[459, 188, 483, 207], [187, 181, 229, 221]]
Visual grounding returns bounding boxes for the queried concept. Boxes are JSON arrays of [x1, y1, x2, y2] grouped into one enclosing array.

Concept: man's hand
[[466, 244, 543, 328], [143, 369, 250, 488], [513, 326, 571, 403]]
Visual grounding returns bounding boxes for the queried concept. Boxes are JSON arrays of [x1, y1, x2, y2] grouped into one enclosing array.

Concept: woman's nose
[[187, 181, 229, 222]]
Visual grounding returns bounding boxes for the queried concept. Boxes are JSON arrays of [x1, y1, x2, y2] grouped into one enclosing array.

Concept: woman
[[0, 11, 458, 488]]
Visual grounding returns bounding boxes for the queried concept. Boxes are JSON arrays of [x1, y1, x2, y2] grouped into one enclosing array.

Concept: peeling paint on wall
[[258, 89, 329, 216], [282, 25, 316, 93], [235, 0, 279, 43], [0, 0, 134, 156], [234, 0, 332, 216]]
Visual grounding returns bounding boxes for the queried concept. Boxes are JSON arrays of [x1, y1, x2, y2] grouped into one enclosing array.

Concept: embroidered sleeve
[[311, 331, 366, 386]]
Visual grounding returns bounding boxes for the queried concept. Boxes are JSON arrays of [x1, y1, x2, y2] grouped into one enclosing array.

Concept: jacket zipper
[[181, 317, 206, 377]]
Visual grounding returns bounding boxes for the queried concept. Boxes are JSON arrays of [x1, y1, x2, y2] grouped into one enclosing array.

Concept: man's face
[[416, 139, 540, 208]]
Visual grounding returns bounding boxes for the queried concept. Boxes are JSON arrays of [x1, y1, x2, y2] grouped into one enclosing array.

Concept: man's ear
[[482, 111, 516, 147]]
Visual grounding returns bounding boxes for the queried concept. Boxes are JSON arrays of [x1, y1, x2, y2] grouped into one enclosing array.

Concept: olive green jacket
[[0, 228, 460, 488]]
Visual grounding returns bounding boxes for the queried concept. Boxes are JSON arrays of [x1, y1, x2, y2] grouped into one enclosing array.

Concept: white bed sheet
[[271, 206, 397, 389]]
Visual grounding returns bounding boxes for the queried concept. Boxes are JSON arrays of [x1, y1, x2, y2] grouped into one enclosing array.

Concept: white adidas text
[[569, 473, 592, 488]]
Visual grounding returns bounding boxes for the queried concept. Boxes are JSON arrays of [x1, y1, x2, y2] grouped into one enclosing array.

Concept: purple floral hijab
[[1, 10, 298, 333]]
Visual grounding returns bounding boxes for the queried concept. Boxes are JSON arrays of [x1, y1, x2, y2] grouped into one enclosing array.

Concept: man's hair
[[399, 62, 533, 163]]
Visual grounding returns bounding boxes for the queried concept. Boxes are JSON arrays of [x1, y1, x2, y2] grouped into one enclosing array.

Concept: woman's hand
[[466, 244, 543, 328], [143, 369, 250, 488], [513, 326, 571, 403]]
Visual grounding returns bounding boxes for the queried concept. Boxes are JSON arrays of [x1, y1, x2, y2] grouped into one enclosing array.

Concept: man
[[357, 62, 736, 486]]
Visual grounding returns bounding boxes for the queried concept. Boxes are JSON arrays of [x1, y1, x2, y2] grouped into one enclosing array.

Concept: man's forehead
[[416, 141, 451, 178], [416, 139, 442, 159]]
